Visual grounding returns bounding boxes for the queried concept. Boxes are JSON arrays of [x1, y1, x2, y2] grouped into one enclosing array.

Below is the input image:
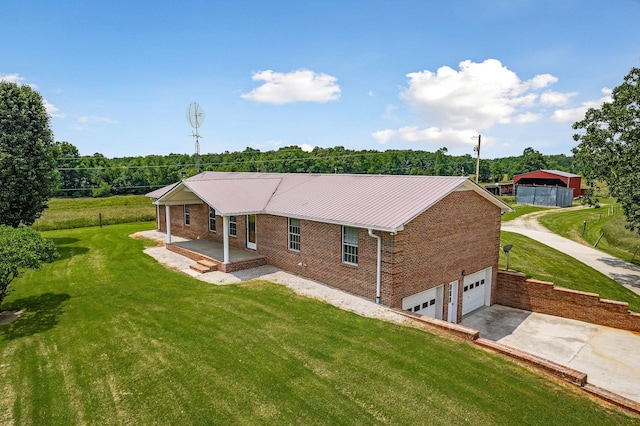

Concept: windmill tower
[[186, 102, 205, 173]]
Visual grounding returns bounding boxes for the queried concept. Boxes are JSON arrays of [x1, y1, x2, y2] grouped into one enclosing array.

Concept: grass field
[[33, 195, 156, 231], [499, 231, 640, 312], [538, 202, 640, 265], [1, 223, 636, 424]]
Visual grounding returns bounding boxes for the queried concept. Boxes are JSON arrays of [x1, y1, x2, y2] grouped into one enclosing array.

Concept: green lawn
[[500, 203, 554, 222], [499, 231, 640, 312], [538, 203, 640, 265], [1, 224, 636, 424], [33, 195, 155, 231]]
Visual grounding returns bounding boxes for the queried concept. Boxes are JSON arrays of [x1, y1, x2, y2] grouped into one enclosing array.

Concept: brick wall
[[156, 189, 502, 313], [255, 214, 389, 303], [496, 270, 640, 332], [392, 190, 501, 320]]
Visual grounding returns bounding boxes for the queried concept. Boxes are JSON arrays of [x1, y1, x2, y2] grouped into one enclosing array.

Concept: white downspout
[[368, 229, 382, 304]]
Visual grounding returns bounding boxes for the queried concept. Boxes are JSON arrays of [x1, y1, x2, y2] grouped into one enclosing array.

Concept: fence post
[[594, 232, 604, 248], [99, 213, 103, 228]]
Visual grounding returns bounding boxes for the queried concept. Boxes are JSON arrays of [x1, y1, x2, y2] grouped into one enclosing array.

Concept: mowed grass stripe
[[1, 223, 638, 424]]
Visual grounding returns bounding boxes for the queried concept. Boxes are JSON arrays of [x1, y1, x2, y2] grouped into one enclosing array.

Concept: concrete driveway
[[462, 304, 640, 404]]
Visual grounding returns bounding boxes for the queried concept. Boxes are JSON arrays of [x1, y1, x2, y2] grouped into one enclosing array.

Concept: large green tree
[[0, 82, 59, 227], [518, 147, 548, 174], [0, 225, 58, 308], [572, 67, 640, 232]]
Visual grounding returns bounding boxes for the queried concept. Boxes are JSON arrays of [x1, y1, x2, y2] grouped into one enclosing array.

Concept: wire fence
[[33, 211, 156, 231]]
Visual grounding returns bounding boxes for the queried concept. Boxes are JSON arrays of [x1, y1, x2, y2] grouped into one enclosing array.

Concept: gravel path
[[132, 230, 408, 324]]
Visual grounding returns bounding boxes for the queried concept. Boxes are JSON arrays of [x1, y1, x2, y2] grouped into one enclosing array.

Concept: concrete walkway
[[501, 210, 640, 295], [462, 304, 640, 404]]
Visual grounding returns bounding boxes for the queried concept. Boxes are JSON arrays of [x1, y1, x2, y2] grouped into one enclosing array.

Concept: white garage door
[[462, 268, 491, 315], [402, 286, 443, 319]]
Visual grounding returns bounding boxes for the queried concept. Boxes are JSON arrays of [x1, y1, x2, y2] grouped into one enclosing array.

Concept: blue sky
[[3, 0, 639, 159]]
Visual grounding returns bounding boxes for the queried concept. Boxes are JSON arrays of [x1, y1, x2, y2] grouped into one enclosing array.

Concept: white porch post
[[222, 215, 230, 264], [165, 205, 172, 244]]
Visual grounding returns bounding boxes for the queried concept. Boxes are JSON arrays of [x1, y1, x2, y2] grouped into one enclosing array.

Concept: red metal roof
[[513, 169, 583, 197], [148, 172, 511, 232], [514, 169, 580, 180]]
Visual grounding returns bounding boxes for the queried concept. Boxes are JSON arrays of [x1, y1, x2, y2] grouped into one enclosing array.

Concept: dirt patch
[[130, 231, 164, 247], [0, 310, 23, 325]]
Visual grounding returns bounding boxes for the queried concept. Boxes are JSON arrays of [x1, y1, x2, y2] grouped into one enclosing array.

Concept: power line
[[55, 152, 387, 171], [57, 184, 165, 192]]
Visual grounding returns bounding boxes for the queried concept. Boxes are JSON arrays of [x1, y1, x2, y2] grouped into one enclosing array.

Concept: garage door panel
[[403, 286, 442, 319], [462, 269, 491, 316]]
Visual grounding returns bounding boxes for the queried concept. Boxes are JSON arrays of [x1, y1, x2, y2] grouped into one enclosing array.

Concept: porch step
[[189, 259, 218, 273]]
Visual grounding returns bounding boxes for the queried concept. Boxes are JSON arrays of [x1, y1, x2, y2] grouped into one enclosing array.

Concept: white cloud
[[540, 90, 576, 106], [373, 127, 478, 147], [0, 73, 26, 84], [74, 116, 118, 130], [381, 104, 399, 120], [254, 139, 284, 151], [527, 74, 558, 90], [371, 129, 397, 144], [367, 90, 375, 97], [551, 88, 612, 123], [43, 99, 65, 118], [241, 69, 341, 104], [298, 143, 315, 152], [374, 59, 576, 148], [514, 112, 541, 123]]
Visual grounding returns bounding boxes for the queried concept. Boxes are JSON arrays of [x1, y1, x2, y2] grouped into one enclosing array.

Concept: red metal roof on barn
[[513, 169, 582, 197], [514, 169, 579, 181]]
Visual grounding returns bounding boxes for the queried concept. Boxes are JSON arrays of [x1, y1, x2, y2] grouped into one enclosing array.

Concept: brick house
[[147, 172, 511, 323]]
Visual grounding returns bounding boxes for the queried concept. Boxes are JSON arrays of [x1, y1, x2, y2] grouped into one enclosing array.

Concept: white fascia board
[[156, 182, 204, 205]]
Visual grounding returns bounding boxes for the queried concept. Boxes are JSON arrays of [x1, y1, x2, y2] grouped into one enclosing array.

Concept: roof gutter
[[368, 228, 382, 304]]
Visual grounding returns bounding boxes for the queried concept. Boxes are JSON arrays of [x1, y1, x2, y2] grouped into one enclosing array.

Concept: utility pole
[[473, 135, 481, 184]]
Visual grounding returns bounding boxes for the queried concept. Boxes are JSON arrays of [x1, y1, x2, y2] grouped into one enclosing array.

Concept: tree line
[[53, 142, 577, 197]]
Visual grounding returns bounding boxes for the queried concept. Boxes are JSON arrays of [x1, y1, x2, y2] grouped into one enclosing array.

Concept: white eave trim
[[461, 180, 513, 212]]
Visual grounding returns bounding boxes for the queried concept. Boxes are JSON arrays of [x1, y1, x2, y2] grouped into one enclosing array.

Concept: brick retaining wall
[[496, 270, 640, 332]]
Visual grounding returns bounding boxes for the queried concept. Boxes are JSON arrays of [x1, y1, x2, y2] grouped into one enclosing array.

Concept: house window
[[184, 205, 191, 226], [209, 207, 216, 232], [229, 216, 237, 236], [342, 226, 358, 265], [288, 218, 300, 251]]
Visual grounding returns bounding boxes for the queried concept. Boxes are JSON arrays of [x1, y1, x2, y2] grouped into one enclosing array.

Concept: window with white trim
[[342, 226, 358, 265], [288, 218, 300, 251], [184, 205, 191, 226], [229, 216, 237, 236], [208, 207, 216, 232]]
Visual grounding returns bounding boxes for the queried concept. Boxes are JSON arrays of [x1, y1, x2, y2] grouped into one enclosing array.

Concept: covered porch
[[166, 239, 267, 273]]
